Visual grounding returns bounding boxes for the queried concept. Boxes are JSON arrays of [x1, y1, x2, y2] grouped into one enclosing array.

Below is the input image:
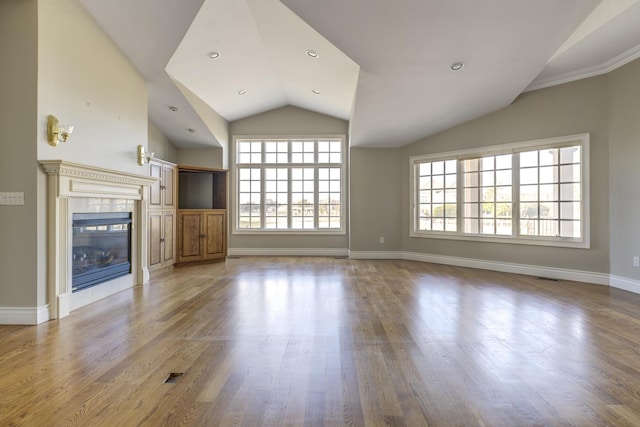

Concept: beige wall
[[609, 58, 640, 280], [396, 74, 610, 273], [229, 106, 350, 251], [0, 0, 39, 308], [350, 148, 402, 252], [148, 120, 178, 163], [177, 147, 223, 169], [231, 105, 350, 136]]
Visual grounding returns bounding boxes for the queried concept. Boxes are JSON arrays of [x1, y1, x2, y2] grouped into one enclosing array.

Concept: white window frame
[[409, 133, 590, 248], [233, 135, 347, 235]]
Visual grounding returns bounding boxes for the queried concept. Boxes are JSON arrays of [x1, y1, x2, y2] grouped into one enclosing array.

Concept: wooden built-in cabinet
[[149, 160, 175, 209], [149, 211, 175, 269], [148, 159, 177, 271], [176, 166, 228, 267], [177, 210, 226, 263]]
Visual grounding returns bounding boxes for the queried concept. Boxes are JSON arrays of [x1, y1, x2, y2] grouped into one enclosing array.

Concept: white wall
[[174, 79, 230, 168], [149, 120, 178, 164], [37, 0, 148, 174]]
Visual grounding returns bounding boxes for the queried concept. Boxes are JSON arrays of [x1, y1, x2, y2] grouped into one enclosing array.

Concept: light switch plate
[[0, 192, 25, 205]]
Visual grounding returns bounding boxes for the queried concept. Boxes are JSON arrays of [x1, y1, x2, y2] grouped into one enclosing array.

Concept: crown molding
[[525, 43, 640, 92]]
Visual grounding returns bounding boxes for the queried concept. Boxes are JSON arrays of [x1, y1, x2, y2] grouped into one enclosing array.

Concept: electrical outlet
[[379, 237, 385, 244], [634, 256, 639, 268]]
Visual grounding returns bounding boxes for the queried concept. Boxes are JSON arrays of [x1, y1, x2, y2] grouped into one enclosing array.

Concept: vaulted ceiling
[[79, 0, 640, 148]]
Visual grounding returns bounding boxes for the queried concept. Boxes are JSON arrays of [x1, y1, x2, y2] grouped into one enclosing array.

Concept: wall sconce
[[47, 115, 74, 146], [137, 144, 155, 166]]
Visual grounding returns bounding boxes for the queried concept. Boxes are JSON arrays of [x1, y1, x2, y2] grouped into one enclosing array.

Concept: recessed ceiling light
[[207, 51, 221, 59], [169, 106, 178, 112], [312, 89, 321, 94], [237, 89, 247, 95], [306, 50, 319, 58], [188, 128, 196, 133], [450, 62, 464, 71]]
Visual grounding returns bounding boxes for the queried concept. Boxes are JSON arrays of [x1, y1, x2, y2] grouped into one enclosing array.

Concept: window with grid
[[291, 168, 315, 229], [519, 145, 582, 239], [238, 168, 261, 229], [235, 138, 344, 232], [463, 154, 512, 235], [411, 134, 589, 248], [264, 168, 288, 229], [318, 167, 342, 229], [417, 159, 457, 232]]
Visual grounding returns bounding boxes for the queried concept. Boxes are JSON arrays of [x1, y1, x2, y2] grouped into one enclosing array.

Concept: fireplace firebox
[[72, 212, 132, 292]]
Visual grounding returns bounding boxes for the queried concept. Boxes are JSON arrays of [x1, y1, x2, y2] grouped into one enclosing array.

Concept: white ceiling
[[79, 0, 640, 148]]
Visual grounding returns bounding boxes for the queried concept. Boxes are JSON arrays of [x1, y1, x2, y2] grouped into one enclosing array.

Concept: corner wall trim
[[228, 248, 350, 257], [0, 305, 50, 325]]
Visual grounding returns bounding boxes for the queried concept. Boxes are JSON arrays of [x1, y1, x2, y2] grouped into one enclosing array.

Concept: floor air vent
[[537, 277, 560, 282], [164, 372, 184, 384]]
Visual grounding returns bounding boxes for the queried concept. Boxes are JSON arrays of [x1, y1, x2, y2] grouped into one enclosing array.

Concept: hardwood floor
[[2, 258, 640, 426]]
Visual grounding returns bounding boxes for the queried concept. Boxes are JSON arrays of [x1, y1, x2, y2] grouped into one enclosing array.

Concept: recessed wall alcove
[[40, 161, 157, 319]]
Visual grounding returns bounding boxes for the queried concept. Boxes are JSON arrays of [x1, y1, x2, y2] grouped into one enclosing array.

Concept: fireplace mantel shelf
[[40, 160, 156, 183]]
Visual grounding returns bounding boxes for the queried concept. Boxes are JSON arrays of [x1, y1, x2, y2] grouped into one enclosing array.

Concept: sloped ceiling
[[79, 0, 640, 148]]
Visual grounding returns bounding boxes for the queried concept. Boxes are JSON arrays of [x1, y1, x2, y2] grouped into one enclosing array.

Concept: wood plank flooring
[[2, 257, 640, 426]]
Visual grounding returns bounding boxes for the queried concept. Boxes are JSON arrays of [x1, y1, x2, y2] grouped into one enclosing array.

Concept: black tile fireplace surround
[[72, 212, 132, 292]]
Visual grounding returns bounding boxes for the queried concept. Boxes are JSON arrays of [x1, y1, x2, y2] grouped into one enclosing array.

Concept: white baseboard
[[348, 250, 610, 286], [348, 251, 403, 260], [0, 305, 50, 325], [610, 275, 640, 294], [402, 251, 610, 285], [228, 247, 350, 257], [235, 249, 613, 288]]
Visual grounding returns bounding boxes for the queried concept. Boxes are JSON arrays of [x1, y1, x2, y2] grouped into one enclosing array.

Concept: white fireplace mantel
[[40, 160, 157, 319]]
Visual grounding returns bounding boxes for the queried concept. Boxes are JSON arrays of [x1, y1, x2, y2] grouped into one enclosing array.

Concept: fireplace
[[40, 160, 157, 321], [72, 212, 132, 292]]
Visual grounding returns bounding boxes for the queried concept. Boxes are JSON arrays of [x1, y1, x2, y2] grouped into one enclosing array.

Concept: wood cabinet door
[[178, 212, 203, 261], [148, 212, 163, 268], [149, 162, 162, 208], [163, 211, 175, 264], [204, 211, 225, 258], [163, 164, 175, 208]]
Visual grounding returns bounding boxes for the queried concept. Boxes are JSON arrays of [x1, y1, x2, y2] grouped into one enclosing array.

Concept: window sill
[[233, 229, 346, 236], [409, 230, 589, 249]]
